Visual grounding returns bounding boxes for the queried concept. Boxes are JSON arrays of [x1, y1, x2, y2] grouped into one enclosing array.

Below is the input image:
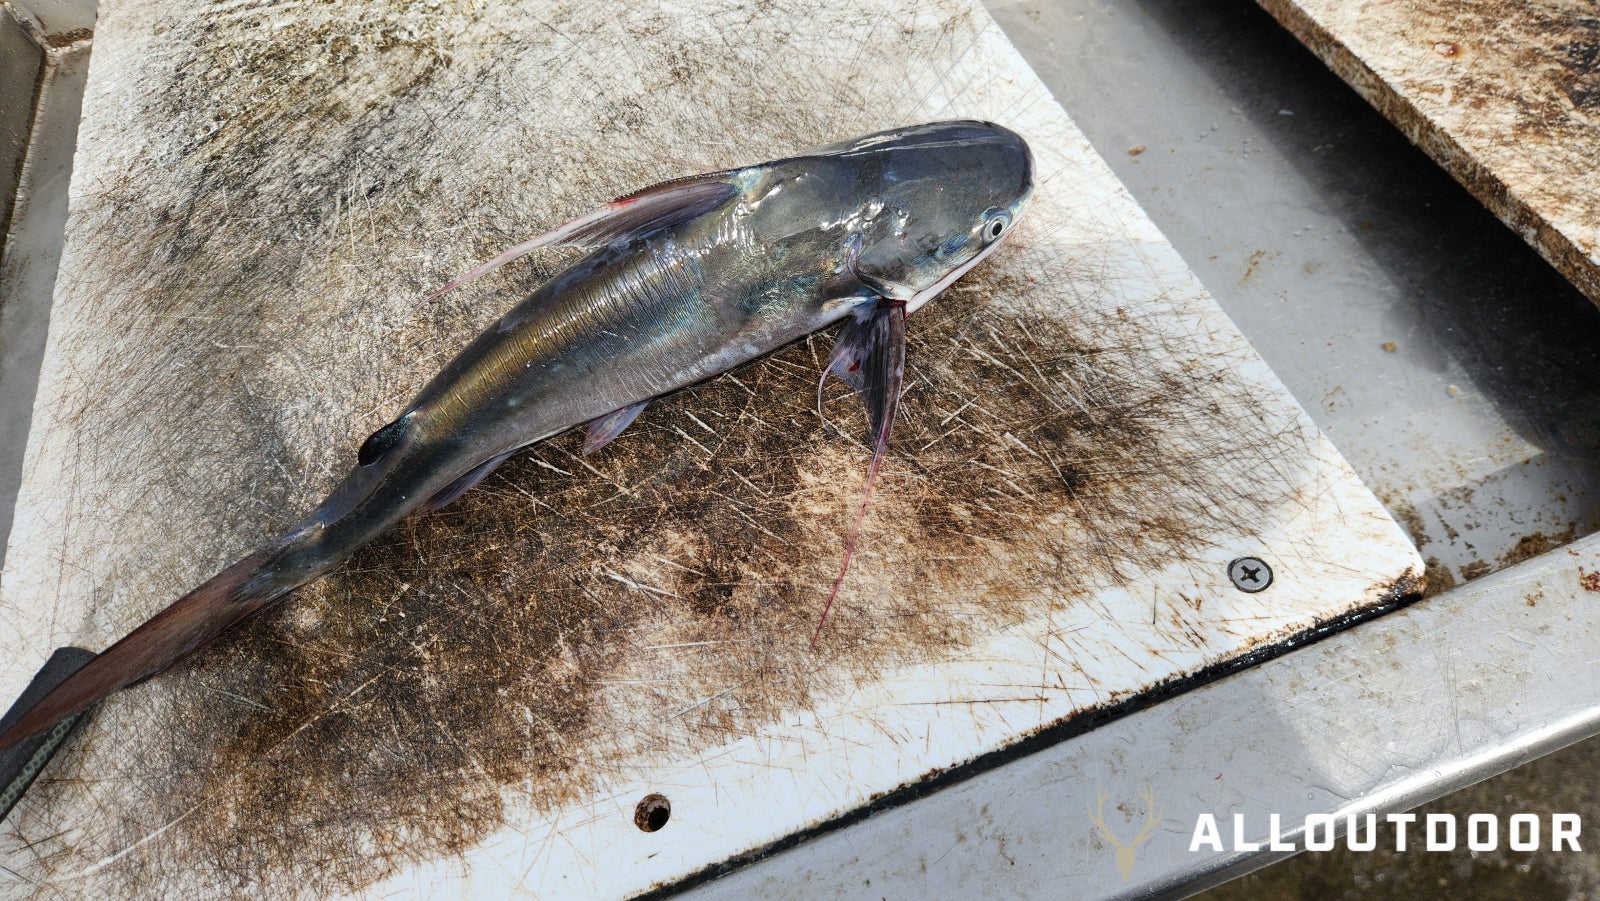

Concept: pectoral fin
[[583, 400, 649, 455], [819, 300, 907, 445], [429, 173, 742, 298], [813, 299, 907, 648]]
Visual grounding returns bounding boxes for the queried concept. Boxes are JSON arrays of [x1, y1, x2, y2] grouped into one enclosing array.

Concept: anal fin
[[584, 400, 649, 455], [423, 449, 517, 513]]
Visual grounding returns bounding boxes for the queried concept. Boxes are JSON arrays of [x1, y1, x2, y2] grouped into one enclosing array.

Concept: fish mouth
[[904, 220, 1021, 315]]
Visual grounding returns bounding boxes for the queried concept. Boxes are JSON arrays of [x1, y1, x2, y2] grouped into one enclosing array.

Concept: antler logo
[[1087, 786, 1164, 882]]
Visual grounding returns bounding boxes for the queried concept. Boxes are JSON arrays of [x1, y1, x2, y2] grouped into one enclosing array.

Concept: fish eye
[[981, 210, 1011, 243]]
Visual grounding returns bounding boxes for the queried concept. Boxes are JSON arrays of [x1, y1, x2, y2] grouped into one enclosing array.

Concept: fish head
[[822, 120, 1034, 313]]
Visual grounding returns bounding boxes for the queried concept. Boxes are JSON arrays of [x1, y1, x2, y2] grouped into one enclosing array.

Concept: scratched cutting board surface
[[0, 1, 1420, 897], [1257, 0, 1600, 306]]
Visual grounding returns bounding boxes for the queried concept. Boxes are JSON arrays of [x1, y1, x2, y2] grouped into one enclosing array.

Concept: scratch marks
[[0, 0, 1329, 896]]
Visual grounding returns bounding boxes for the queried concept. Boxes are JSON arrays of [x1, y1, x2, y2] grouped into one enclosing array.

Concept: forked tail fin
[[0, 544, 293, 753], [0, 431, 417, 753]]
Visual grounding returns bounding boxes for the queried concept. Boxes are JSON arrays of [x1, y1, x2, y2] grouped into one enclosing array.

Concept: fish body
[[0, 120, 1034, 753]]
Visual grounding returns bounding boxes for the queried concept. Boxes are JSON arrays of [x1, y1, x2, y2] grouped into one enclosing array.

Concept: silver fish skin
[[0, 120, 1034, 752]]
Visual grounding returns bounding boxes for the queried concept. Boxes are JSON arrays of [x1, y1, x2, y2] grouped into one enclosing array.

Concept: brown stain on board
[[3, 0, 1335, 896], [22, 274, 1302, 898]]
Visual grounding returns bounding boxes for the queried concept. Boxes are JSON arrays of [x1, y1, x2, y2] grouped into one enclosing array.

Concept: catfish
[[0, 120, 1034, 752]]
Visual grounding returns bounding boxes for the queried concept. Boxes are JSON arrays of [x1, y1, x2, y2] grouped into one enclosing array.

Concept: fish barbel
[[0, 120, 1033, 753]]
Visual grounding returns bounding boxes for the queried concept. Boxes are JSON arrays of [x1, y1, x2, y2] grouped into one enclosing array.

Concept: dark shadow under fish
[[0, 120, 1034, 755]]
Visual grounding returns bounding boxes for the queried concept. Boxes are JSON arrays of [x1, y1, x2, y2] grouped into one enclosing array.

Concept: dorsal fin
[[428, 172, 742, 299]]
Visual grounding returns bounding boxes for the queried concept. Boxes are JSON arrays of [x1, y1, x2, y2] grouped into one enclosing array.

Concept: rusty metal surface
[[0, 0, 1420, 898], [1254, 0, 1600, 308]]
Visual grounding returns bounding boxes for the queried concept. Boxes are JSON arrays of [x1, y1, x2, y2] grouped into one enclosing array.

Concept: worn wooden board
[[1257, 0, 1600, 306], [0, 0, 1420, 897]]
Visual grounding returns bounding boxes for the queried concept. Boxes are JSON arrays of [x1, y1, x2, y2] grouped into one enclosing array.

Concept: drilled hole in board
[[635, 793, 671, 833]]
